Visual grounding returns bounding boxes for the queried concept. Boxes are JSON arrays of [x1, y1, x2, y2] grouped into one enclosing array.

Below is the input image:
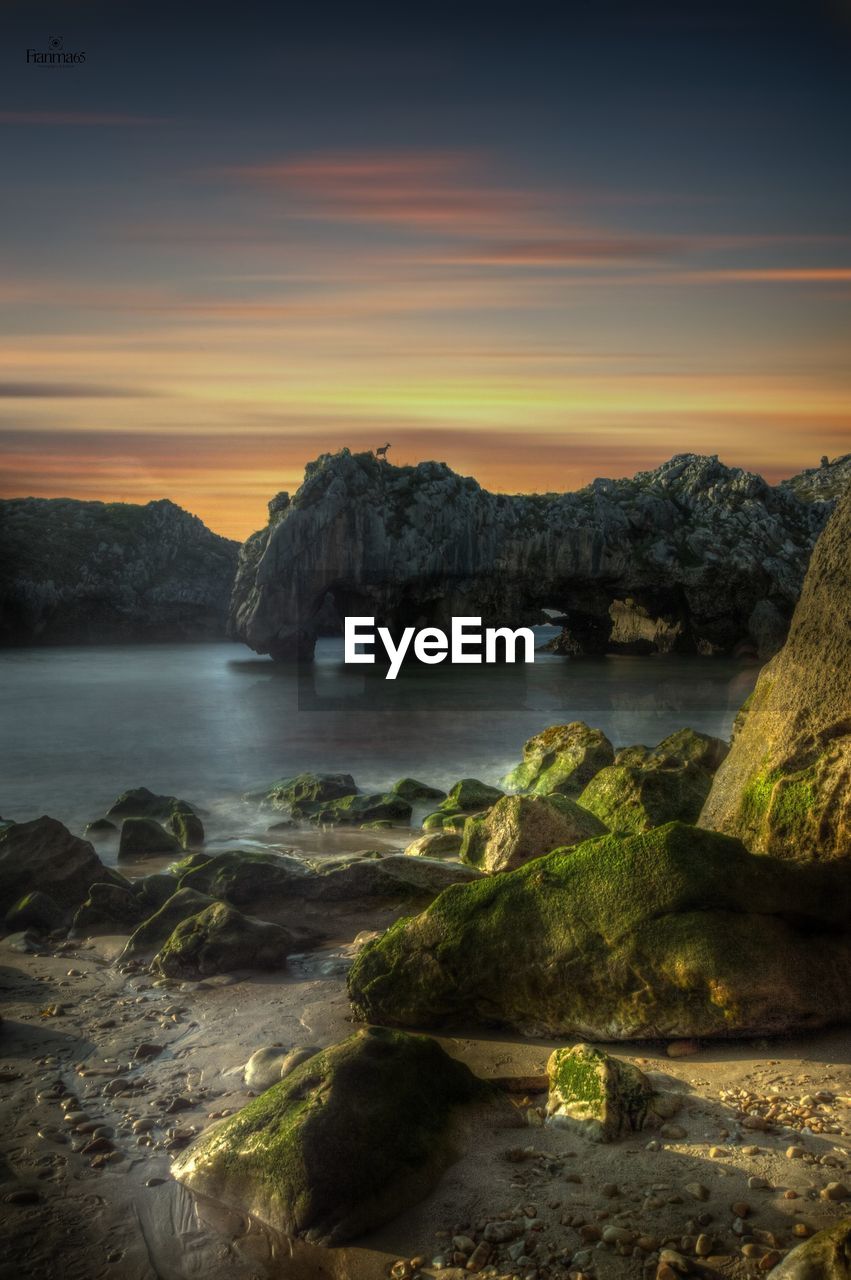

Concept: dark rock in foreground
[[770, 1218, 851, 1280], [701, 482, 851, 860], [0, 817, 111, 916], [348, 822, 851, 1039], [172, 1028, 501, 1244], [230, 449, 845, 661], [0, 497, 238, 645], [152, 901, 298, 978]]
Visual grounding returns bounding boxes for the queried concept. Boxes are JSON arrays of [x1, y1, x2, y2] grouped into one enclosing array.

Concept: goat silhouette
[[375, 442, 391, 460]]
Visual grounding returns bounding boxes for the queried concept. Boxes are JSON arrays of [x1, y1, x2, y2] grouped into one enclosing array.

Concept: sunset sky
[[1, 0, 850, 538]]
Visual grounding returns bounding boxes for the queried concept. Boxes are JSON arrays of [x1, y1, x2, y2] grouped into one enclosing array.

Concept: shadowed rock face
[[230, 449, 843, 662], [700, 482, 851, 860], [0, 496, 239, 644]]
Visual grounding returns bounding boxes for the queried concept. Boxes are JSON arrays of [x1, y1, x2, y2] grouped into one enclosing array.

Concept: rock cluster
[[230, 449, 845, 661]]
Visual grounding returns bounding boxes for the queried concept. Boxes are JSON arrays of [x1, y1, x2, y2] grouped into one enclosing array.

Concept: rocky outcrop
[[700, 483, 851, 859], [230, 450, 845, 661], [172, 1028, 501, 1245], [347, 822, 851, 1039], [0, 497, 238, 645]]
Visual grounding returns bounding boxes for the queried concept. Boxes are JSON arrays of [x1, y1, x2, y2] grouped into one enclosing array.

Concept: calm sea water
[[0, 638, 758, 846]]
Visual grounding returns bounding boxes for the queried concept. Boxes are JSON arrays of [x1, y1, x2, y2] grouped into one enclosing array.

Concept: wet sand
[[3, 896, 851, 1280]]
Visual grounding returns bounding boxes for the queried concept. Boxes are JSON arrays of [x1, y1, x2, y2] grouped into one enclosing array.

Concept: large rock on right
[[700, 483, 851, 859]]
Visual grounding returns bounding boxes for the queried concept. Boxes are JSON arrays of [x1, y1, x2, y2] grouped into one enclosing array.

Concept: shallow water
[[0, 637, 759, 840]]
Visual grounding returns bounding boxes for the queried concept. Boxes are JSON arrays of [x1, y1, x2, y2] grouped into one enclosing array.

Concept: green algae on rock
[[176, 850, 311, 904], [404, 830, 463, 858], [171, 1027, 499, 1245], [391, 777, 447, 802], [700, 483, 851, 859], [459, 793, 606, 873], [5, 890, 66, 933], [119, 887, 216, 960], [251, 772, 357, 815], [348, 822, 851, 1039], [169, 805, 205, 850], [152, 900, 297, 979], [502, 722, 614, 797], [546, 1044, 679, 1142], [310, 792, 412, 826], [578, 757, 712, 834]]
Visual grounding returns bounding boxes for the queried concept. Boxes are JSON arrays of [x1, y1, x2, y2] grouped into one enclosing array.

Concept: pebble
[[748, 1175, 769, 1190], [684, 1183, 710, 1202], [820, 1182, 850, 1201], [660, 1124, 688, 1140]]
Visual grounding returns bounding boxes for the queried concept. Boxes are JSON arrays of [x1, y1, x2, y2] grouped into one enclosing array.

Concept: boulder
[[5, 891, 65, 933], [118, 817, 180, 860], [0, 817, 109, 914], [404, 831, 463, 859], [134, 873, 179, 911], [347, 821, 851, 1039], [546, 1044, 679, 1142], [392, 778, 447, 802], [169, 806, 205, 850], [650, 728, 729, 773], [107, 787, 196, 821], [442, 778, 503, 811], [311, 793, 412, 826], [176, 851, 311, 904], [503, 722, 615, 796], [459, 794, 606, 873], [300, 855, 481, 903], [172, 1027, 498, 1245], [85, 818, 117, 837], [253, 773, 357, 814], [578, 758, 712, 834], [73, 880, 141, 931], [701, 484, 851, 859], [770, 1219, 851, 1280], [119, 887, 216, 960], [153, 901, 297, 978]]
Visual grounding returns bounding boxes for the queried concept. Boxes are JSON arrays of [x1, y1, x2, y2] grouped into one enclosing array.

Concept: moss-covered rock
[[578, 758, 712, 834], [0, 817, 109, 915], [119, 887, 216, 960], [134, 872, 178, 912], [118, 817, 180, 860], [701, 485, 851, 859], [459, 794, 607, 873], [650, 728, 728, 773], [770, 1218, 851, 1280], [169, 805, 205, 850], [5, 890, 65, 933], [502, 722, 615, 797], [441, 779, 503, 811], [300, 855, 481, 902], [152, 901, 297, 979], [348, 822, 851, 1039], [72, 880, 141, 931], [171, 1028, 498, 1245], [177, 850, 311, 904], [106, 787, 195, 821], [311, 793, 412, 826], [404, 831, 463, 859], [253, 773, 357, 815], [85, 818, 117, 837], [392, 778, 447, 802], [546, 1045, 679, 1142], [422, 809, 471, 831]]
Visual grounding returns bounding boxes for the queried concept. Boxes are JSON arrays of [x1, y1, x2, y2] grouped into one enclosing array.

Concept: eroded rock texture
[[700, 482, 851, 859], [230, 449, 846, 661]]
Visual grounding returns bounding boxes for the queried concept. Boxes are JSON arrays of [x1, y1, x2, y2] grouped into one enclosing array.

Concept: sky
[[1, 0, 849, 539]]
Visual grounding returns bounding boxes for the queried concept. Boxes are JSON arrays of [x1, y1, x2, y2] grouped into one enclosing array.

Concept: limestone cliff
[[230, 449, 842, 662], [700, 481, 851, 859], [0, 497, 239, 645]]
